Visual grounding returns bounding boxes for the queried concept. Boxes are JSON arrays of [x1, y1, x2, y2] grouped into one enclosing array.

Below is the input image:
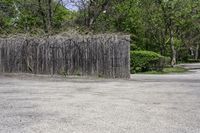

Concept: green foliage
[[163, 67, 188, 73], [143, 67, 188, 74], [186, 59, 200, 63], [53, 6, 76, 28], [0, 0, 200, 63], [88, 0, 200, 62], [130, 50, 170, 73], [177, 47, 189, 62], [130, 43, 138, 51], [130, 50, 161, 73], [162, 56, 171, 66], [0, 0, 77, 34]]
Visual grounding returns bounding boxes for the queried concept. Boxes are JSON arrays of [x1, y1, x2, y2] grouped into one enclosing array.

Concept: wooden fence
[[0, 35, 130, 78]]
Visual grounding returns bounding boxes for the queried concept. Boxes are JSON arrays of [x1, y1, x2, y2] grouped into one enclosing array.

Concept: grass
[[142, 67, 188, 74]]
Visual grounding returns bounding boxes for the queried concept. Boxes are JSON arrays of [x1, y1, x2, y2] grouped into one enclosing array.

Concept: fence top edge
[[0, 35, 131, 43], [0, 33, 130, 39]]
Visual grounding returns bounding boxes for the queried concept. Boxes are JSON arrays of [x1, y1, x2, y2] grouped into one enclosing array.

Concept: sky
[[62, 0, 79, 10]]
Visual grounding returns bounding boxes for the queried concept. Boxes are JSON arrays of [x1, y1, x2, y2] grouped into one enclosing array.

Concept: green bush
[[130, 50, 170, 73]]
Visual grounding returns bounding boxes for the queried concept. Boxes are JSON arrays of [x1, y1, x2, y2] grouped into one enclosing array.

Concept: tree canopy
[[0, 0, 200, 64]]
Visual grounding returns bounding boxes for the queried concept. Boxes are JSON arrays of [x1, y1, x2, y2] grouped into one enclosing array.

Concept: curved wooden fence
[[0, 35, 130, 78]]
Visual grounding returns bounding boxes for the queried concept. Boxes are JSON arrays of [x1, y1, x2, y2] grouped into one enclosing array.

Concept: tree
[[0, 0, 75, 34]]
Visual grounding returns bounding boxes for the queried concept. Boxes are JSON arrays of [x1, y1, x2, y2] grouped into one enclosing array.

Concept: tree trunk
[[160, 30, 166, 55], [170, 29, 176, 66], [48, 0, 52, 32], [38, 0, 48, 33], [195, 44, 199, 60], [86, 0, 109, 28]]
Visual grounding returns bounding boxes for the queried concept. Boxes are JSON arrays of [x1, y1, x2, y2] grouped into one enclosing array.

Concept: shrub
[[130, 50, 170, 73]]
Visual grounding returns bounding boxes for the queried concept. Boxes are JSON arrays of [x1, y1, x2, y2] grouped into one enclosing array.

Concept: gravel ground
[[0, 67, 200, 133]]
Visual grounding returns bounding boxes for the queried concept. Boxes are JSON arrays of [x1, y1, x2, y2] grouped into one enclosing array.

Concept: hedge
[[130, 50, 170, 73]]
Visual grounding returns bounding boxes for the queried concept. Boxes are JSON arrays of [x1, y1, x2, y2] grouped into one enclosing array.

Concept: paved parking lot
[[0, 69, 200, 133]]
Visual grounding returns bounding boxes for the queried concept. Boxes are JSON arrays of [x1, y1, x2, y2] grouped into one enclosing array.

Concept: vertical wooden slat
[[0, 35, 130, 78]]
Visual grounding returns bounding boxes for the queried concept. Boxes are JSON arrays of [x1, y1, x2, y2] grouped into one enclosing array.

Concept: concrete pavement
[[0, 69, 200, 133]]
